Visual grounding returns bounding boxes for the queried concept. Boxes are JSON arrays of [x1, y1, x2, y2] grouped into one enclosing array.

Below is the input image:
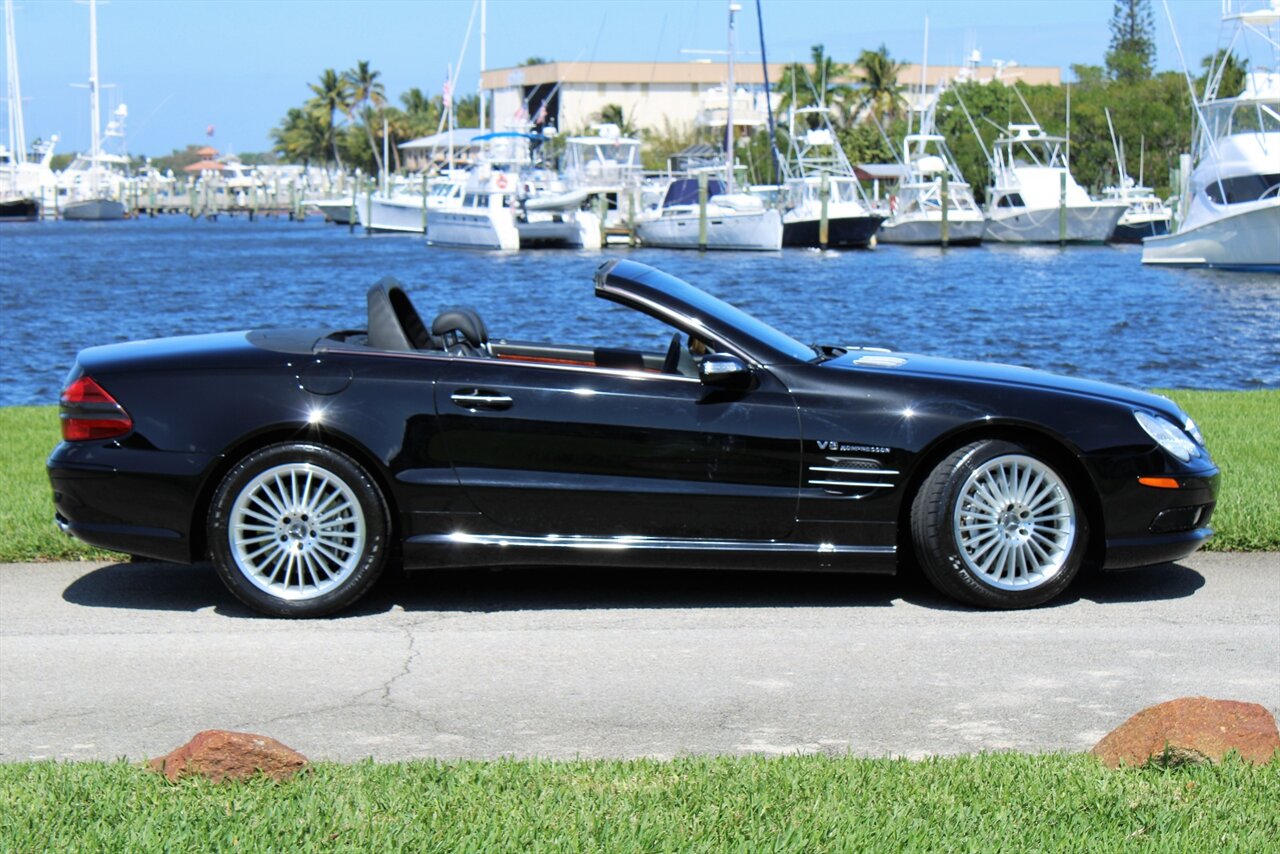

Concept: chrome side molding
[[412, 532, 895, 555]]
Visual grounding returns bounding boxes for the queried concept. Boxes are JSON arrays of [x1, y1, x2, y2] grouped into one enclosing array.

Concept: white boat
[[1102, 180, 1172, 243], [428, 133, 601, 250], [61, 0, 125, 221], [637, 176, 781, 250], [879, 79, 986, 246], [561, 125, 644, 237], [777, 111, 884, 248], [312, 197, 357, 224], [356, 177, 464, 234], [1143, 2, 1280, 270], [983, 124, 1126, 243]]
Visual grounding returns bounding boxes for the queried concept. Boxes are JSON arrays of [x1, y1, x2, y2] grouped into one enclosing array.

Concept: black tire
[[207, 442, 390, 617], [910, 439, 1087, 609]]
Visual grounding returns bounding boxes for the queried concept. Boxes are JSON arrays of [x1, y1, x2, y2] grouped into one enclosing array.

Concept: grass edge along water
[[2, 389, 1277, 563]]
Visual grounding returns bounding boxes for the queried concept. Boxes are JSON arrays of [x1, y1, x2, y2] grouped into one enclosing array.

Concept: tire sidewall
[[916, 439, 1086, 609], [208, 442, 389, 617]]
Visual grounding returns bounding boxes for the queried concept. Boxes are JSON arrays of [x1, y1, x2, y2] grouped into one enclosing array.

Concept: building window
[[690, 83, 699, 95], [641, 82, 650, 95], [597, 83, 606, 95]]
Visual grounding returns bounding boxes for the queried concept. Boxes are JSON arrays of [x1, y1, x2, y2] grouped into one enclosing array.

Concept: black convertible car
[[49, 259, 1219, 616]]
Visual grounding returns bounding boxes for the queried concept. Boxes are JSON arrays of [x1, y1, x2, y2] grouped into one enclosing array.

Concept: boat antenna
[[478, 0, 486, 133], [1159, 0, 1216, 158], [1065, 81, 1071, 165], [1138, 134, 1145, 187], [1010, 81, 1039, 126], [725, 1, 741, 191], [951, 86, 992, 162], [754, 0, 780, 181], [1104, 106, 1127, 186]]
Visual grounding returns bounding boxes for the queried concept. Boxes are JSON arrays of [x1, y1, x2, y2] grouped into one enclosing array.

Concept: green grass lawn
[[2, 391, 1276, 563], [1, 754, 1276, 851]]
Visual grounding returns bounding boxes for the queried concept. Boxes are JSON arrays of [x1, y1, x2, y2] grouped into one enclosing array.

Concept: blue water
[[2, 216, 1278, 406]]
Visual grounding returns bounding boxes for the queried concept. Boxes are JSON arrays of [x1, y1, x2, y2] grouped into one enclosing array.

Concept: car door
[[432, 357, 801, 540]]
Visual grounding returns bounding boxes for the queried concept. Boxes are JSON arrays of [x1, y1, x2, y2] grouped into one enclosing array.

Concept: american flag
[[442, 76, 453, 110]]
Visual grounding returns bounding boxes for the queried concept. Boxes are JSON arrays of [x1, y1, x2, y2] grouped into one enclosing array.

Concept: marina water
[[2, 217, 1278, 407]]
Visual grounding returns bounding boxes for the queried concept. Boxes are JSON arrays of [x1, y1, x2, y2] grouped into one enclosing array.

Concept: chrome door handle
[[451, 390, 513, 410]]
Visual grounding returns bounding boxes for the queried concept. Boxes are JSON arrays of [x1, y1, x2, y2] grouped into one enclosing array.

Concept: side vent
[[808, 457, 898, 498]]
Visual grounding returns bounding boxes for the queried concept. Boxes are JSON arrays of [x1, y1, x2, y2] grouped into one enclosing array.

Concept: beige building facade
[[481, 60, 1062, 135]]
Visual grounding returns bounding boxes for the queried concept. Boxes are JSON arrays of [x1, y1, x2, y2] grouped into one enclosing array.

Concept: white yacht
[[1143, 2, 1280, 270], [983, 124, 1126, 243], [357, 175, 464, 234], [878, 97, 986, 246], [427, 132, 600, 250], [636, 175, 782, 251], [561, 124, 644, 239], [778, 109, 884, 248]]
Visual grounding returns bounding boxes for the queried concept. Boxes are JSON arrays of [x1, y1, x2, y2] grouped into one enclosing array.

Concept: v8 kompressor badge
[[815, 441, 890, 454]]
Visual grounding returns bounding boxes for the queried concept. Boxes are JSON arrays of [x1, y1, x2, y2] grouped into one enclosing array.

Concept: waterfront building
[[481, 59, 1061, 137]]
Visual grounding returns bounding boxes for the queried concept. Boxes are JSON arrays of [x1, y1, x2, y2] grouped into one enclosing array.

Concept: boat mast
[[479, 0, 486, 133], [4, 0, 26, 176], [725, 1, 740, 190], [754, 0, 778, 181], [88, 0, 101, 196]]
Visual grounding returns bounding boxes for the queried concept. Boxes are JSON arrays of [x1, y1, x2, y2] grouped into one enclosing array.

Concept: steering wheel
[[662, 332, 683, 374]]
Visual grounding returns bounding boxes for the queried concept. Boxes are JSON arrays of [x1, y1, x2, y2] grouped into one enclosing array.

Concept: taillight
[[60, 376, 133, 441]]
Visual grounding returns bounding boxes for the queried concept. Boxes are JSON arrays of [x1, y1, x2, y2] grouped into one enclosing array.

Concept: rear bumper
[[47, 442, 216, 564]]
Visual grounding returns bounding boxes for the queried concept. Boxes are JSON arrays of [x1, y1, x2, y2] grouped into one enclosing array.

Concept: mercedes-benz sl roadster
[[49, 259, 1219, 616]]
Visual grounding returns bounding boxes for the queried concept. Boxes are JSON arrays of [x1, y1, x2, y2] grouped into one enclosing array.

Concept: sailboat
[[1, 0, 52, 221], [1099, 109, 1171, 243], [636, 1, 783, 251], [62, 0, 125, 220], [1142, 1, 1280, 270]]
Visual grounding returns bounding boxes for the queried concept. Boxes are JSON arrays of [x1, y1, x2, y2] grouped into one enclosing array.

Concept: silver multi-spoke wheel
[[952, 454, 1076, 591], [228, 462, 366, 601]]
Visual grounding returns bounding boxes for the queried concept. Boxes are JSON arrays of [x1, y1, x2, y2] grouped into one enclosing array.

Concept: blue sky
[[7, 0, 1229, 158]]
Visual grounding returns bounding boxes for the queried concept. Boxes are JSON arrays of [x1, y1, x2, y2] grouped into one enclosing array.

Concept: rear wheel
[[910, 439, 1085, 608], [208, 442, 389, 617]]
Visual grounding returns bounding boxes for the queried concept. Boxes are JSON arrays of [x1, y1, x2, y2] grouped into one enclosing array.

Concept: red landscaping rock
[[148, 730, 309, 783], [1091, 697, 1280, 768]]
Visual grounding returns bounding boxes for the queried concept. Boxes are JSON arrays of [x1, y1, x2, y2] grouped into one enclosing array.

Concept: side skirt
[[403, 533, 898, 573]]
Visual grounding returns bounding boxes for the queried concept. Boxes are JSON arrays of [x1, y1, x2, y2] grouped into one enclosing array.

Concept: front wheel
[[208, 442, 390, 617], [910, 440, 1086, 609]]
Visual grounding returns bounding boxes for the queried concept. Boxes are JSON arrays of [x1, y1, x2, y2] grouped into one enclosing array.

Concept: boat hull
[[62, 198, 126, 221], [781, 214, 883, 248], [0, 197, 41, 222], [878, 213, 985, 246], [983, 203, 1126, 243], [639, 209, 782, 251], [1110, 216, 1170, 243], [357, 196, 427, 234], [429, 208, 601, 251], [1141, 202, 1280, 271], [312, 198, 357, 225]]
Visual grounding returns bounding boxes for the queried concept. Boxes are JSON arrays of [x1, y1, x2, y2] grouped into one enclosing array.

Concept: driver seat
[[431, 307, 490, 356]]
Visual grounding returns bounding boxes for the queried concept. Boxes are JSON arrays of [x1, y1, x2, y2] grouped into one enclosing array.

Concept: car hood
[[822, 349, 1184, 419]]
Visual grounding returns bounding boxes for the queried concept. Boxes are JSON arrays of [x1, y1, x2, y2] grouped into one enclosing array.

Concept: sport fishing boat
[[778, 108, 883, 248], [1142, 1, 1280, 270], [983, 123, 1126, 243]]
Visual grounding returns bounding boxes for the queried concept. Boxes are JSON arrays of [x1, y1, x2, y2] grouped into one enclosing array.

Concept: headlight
[[1184, 415, 1205, 447], [1134, 411, 1199, 462]]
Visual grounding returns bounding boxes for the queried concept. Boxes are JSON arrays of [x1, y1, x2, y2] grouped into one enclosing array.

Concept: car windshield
[[643, 272, 817, 362]]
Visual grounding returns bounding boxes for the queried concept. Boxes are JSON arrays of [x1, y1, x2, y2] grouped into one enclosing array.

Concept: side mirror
[[698, 353, 752, 388]]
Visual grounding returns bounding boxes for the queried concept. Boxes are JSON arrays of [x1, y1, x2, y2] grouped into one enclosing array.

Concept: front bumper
[[1100, 465, 1220, 570]]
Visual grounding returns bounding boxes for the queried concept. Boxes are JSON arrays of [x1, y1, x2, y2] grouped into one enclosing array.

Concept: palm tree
[[399, 86, 439, 136], [776, 45, 856, 128], [594, 104, 639, 137], [855, 44, 907, 122], [271, 107, 329, 165], [345, 60, 388, 175], [307, 68, 351, 168]]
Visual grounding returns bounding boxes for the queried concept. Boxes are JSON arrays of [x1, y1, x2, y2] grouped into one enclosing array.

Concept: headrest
[[367, 277, 432, 351], [431, 307, 488, 349]]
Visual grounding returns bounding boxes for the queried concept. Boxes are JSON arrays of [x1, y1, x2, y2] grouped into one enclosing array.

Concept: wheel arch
[[895, 420, 1105, 572], [188, 423, 400, 562]]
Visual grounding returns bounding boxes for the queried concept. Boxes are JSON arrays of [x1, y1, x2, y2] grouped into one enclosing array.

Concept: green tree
[[1106, 0, 1155, 82], [519, 57, 551, 67], [855, 44, 907, 122], [271, 106, 330, 166], [345, 60, 387, 175], [307, 68, 352, 168]]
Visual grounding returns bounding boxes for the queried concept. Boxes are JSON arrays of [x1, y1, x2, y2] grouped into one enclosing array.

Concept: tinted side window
[[1204, 173, 1280, 205]]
